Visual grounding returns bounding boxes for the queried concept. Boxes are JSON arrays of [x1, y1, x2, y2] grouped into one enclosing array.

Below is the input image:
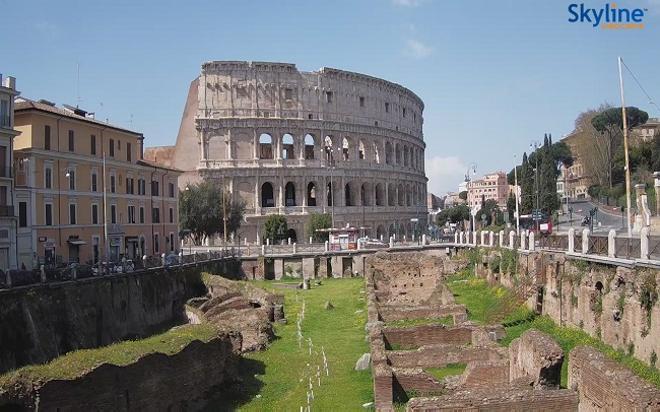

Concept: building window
[[45, 166, 53, 189], [152, 207, 160, 223], [138, 178, 146, 195], [151, 181, 159, 197], [128, 205, 135, 224], [91, 172, 98, 192], [170, 233, 174, 252], [325, 91, 333, 103], [45, 203, 53, 226], [44, 125, 51, 150], [169, 207, 174, 223], [69, 204, 77, 225], [127, 142, 132, 162], [169, 183, 175, 198], [154, 234, 159, 253], [68, 130, 74, 152], [285, 88, 293, 100], [359, 96, 365, 107], [385, 102, 389, 113], [126, 177, 134, 194], [68, 170, 75, 190], [139, 206, 145, 224], [402, 107, 406, 118], [111, 204, 117, 224], [110, 175, 116, 193], [19, 202, 27, 227], [92, 204, 99, 225], [109, 139, 115, 157], [91, 134, 96, 155]]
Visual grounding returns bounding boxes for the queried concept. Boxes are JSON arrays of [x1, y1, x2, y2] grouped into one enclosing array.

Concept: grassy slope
[[0, 324, 218, 386], [425, 363, 467, 380], [446, 270, 660, 388], [211, 278, 372, 411]]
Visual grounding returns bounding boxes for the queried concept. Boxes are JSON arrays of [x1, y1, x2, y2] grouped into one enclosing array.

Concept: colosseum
[[146, 61, 428, 244]]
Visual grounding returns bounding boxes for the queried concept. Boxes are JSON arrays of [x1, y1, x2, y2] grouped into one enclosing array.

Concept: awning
[[67, 240, 87, 245]]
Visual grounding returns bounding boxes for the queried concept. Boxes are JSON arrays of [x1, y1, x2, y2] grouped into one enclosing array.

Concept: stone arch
[[261, 182, 275, 207], [345, 182, 354, 206], [324, 135, 334, 162], [307, 182, 317, 206], [361, 182, 372, 206], [375, 183, 385, 206], [285, 181, 296, 206], [395, 143, 401, 165], [388, 183, 396, 206], [342, 136, 351, 161], [385, 142, 393, 165], [358, 140, 366, 160], [388, 224, 396, 237], [287, 228, 298, 243], [376, 225, 386, 240], [304, 134, 316, 160], [326, 182, 335, 206], [373, 142, 380, 164], [397, 184, 405, 206], [282, 133, 295, 159], [403, 146, 409, 167], [259, 133, 273, 159], [406, 184, 412, 206]]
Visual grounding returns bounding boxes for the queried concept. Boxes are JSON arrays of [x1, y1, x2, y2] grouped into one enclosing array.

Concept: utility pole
[[618, 56, 633, 238], [514, 154, 520, 235]]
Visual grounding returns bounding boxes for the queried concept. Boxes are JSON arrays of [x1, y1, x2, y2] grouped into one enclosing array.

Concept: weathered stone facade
[[152, 61, 428, 243]]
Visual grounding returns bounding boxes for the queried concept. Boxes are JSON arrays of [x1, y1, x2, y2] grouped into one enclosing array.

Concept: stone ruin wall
[[364, 251, 579, 411], [475, 248, 660, 367]]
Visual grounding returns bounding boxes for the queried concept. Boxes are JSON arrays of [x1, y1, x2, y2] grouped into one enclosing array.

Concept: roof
[[14, 98, 143, 137], [137, 158, 183, 174]]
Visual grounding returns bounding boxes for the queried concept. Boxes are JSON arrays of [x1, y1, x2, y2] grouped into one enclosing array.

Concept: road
[[555, 199, 626, 235]]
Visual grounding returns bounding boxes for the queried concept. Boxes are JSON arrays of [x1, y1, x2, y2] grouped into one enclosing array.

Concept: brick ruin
[[0, 273, 284, 410], [366, 251, 579, 411]]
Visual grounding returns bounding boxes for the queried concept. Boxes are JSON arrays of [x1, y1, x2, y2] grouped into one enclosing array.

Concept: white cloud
[[425, 155, 467, 195], [404, 39, 433, 59]]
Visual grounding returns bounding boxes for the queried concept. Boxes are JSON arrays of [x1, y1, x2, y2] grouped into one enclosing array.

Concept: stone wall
[[0, 332, 241, 411], [568, 345, 660, 411], [383, 325, 473, 349], [406, 388, 579, 411], [508, 330, 563, 388]]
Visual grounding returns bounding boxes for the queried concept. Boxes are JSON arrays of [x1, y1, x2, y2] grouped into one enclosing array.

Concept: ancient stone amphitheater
[[147, 61, 428, 243]]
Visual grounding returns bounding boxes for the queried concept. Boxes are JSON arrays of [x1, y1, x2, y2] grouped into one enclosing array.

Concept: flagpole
[[618, 57, 632, 238]]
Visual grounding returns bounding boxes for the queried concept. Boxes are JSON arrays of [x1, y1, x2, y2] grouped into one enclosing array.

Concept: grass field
[[207, 277, 372, 411], [446, 269, 660, 388], [425, 363, 467, 380]]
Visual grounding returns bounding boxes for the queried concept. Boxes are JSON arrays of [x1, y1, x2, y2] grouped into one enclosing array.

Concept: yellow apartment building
[[13, 98, 180, 268]]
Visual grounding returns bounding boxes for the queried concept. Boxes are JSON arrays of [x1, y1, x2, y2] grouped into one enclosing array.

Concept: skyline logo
[[568, 3, 647, 29]]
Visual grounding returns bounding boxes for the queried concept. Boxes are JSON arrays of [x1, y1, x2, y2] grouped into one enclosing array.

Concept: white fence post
[[293, 242, 297, 253], [520, 231, 527, 251], [568, 228, 575, 253], [325, 240, 329, 252], [509, 230, 515, 249], [640, 227, 650, 260], [582, 228, 590, 254], [489, 231, 494, 247], [480, 231, 486, 246], [608, 229, 616, 258], [454, 232, 459, 243], [499, 230, 504, 247], [528, 231, 535, 251], [472, 231, 477, 246], [389, 236, 394, 248]]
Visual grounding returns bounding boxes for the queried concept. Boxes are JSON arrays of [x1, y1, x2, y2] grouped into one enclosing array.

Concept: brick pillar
[[608, 229, 616, 258]]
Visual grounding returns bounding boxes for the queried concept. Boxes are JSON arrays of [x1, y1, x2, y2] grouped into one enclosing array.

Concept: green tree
[[538, 134, 560, 214], [179, 181, 245, 245], [591, 106, 649, 188], [520, 152, 535, 214], [308, 213, 332, 242], [458, 190, 468, 201], [263, 215, 288, 244], [506, 192, 516, 222], [436, 204, 470, 228], [477, 199, 502, 227]]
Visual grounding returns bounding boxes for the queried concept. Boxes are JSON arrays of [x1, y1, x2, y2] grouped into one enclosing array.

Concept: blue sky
[[2, 0, 660, 194]]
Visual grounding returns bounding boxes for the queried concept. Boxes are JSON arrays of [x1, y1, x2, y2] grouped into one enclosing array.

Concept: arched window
[[385, 142, 393, 165], [406, 185, 412, 206], [358, 141, 366, 160], [388, 183, 396, 206], [376, 225, 386, 240], [395, 143, 401, 165], [285, 182, 296, 206], [398, 184, 404, 206], [345, 183, 353, 206], [327, 182, 334, 206], [261, 182, 274, 207], [259, 134, 273, 159], [342, 137, 350, 161], [282, 134, 295, 159], [324, 135, 334, 162], [375, 183, 384, 206], [361, 183, 370, 206], [404, 146, 409, 167], [373, 142, 380, 164], [307, 182, 317, 206], [304, 134, 315, 160]]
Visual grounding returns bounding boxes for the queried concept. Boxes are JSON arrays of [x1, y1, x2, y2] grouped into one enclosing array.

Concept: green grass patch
[[0, 323, 218, 386], [446, 270, 515, 324], [385, 316, 453, 328], [425, 363, 467, 380], [207, 278, 372, 411]]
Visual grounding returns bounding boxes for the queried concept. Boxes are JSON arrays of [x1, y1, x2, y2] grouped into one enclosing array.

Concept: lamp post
[[514, 154, 520, 235], [530, 142, 540, 232]]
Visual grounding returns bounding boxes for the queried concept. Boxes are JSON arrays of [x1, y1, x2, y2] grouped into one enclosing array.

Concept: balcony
[[0, 206, 14, 217]]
